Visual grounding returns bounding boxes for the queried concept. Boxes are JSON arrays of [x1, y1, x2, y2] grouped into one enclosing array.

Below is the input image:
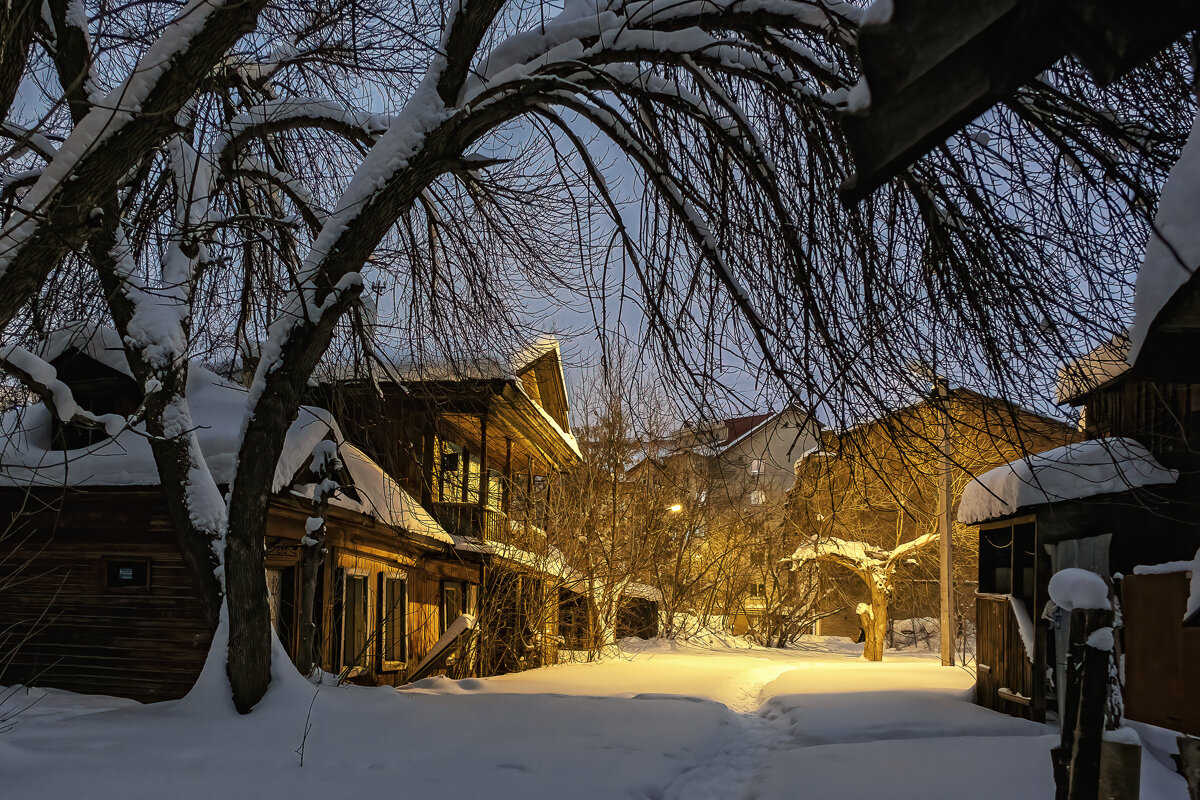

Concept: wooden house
[[0, 330, 659, 701], [789, 389, 1076, 642], [839, 0, 1200, 200], [314, 337, 659, 673], [960, 336, 1200, 731], [0, 328, 471, 700]]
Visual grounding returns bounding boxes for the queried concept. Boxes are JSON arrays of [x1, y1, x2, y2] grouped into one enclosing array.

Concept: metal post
[[936, 377, 956, 666]]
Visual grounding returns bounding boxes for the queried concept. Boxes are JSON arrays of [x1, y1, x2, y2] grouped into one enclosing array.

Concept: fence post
[[1056, 607, 1116, 800]]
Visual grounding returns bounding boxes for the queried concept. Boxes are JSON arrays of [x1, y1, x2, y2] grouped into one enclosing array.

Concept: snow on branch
[[0, 345, 127, 435], [788, 532, 938, 574], [215, 98, 390, 169]]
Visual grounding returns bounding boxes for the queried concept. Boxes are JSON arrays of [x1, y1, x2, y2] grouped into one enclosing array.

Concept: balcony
[[431, 502, 511, 544]]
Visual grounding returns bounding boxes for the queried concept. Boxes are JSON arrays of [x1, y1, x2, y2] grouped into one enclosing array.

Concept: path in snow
[[0, 637, 1191, 799]]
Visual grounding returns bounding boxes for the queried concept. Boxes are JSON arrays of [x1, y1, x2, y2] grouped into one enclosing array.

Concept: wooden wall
[[0, 486, 482, 700], [323, 530, 479, 686], [1123, 572, 1200, 735], [0, 488, 212, 701]]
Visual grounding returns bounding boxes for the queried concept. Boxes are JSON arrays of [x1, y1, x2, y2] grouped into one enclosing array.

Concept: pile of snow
[[0, 362, 333, 491], [958, 437, 1177, 524], [1129, 108, 1200, 362], [1048, 568, 1111, 612], [2, 637, 1190, 799]]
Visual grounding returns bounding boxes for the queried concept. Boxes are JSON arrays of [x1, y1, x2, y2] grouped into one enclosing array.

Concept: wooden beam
[[478, 410, 489, 510]]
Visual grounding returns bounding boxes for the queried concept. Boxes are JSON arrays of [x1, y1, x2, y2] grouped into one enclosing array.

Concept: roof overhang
[[841, 0, 1200, 201]]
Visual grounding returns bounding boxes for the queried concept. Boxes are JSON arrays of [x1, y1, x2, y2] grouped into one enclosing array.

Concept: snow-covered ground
[[0, 637, 1189, 799]]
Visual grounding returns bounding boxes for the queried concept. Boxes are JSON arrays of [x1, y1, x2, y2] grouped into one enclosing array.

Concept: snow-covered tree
[[788, 533, 937, 661], [0, 0, 1192, 712]]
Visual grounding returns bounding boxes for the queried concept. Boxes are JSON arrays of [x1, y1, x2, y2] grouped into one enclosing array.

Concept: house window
[[749, 582, 766, 597], [748, 458, 764, 476], [342, 572, 370, 668], [442, 580, 464, 633], [105, 558, 150, 590], [749, 489, 766, 506], [378, 573, 407, 669]]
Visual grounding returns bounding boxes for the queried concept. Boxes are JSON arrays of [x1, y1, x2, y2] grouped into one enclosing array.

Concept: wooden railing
[[431, 502, 511, 544], [976, 593, 1037, 720]]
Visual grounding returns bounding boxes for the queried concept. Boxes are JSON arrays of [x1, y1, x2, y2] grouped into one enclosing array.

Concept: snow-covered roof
[[0, 362, 334, 491], [1129, 109, 1200, 362], [452, 535, 580, 582], [41, 322, 134, 378], [622, 582, 663, 602], [451, 534, 662, 601], [0, 333, 450, 543], [1054, 332, 1131, 405], [957, 437, 1178, 525], [294, 443, 450, 544]]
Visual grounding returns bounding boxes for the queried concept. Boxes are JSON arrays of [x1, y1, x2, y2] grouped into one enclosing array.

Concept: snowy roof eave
[[1129, 108, 1200, 364], [957, 437, 1178, 525]]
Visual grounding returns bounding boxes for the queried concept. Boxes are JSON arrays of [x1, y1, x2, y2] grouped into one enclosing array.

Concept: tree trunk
[[296, 536, 324, 675], [225, 509, 272, 714], [860, 587, 889, 662]]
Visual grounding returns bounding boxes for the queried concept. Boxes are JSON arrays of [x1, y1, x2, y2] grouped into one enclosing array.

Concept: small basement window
[[106, 559, 150, 590]]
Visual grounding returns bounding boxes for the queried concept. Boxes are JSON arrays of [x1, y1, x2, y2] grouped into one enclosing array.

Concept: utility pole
[[935, 377, 957, 667]]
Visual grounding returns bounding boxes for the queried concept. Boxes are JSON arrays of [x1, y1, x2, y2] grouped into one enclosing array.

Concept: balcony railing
[[431, 502, 511, 544], [431, 503, 554, 555]]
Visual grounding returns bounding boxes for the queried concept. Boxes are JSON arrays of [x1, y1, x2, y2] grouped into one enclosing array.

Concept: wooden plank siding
[[0, 488, 212, 701], [0, 485, 481, 699], [1123, 571, 1200, 735], [975, 593, 1036, 720]]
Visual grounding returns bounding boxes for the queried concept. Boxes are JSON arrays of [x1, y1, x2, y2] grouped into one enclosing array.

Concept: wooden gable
[[515, 345, 571, 435]]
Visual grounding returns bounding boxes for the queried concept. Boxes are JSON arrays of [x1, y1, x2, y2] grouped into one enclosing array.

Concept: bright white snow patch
[[2, 639, 1190, 800], [1008, 596, 1035, 663], [1087, 626, 1115, 651], [958, 437, 1177, 524], [1048, 568, 1111, 612], [1129, 108, 1200, 361]]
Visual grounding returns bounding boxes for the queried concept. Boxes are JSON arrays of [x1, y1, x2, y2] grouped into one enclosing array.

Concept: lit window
[[379, 574, 407, 669], [748, 459, 764, 475], [749, 490, 766, 506], [342, 573, 369, 668]]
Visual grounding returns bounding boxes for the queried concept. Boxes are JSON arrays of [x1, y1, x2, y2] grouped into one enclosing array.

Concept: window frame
[[441, 579, 466, 634], [104, 557, 152, 592], [340, 568, 371, 672], [377, 571, 408, 672]]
